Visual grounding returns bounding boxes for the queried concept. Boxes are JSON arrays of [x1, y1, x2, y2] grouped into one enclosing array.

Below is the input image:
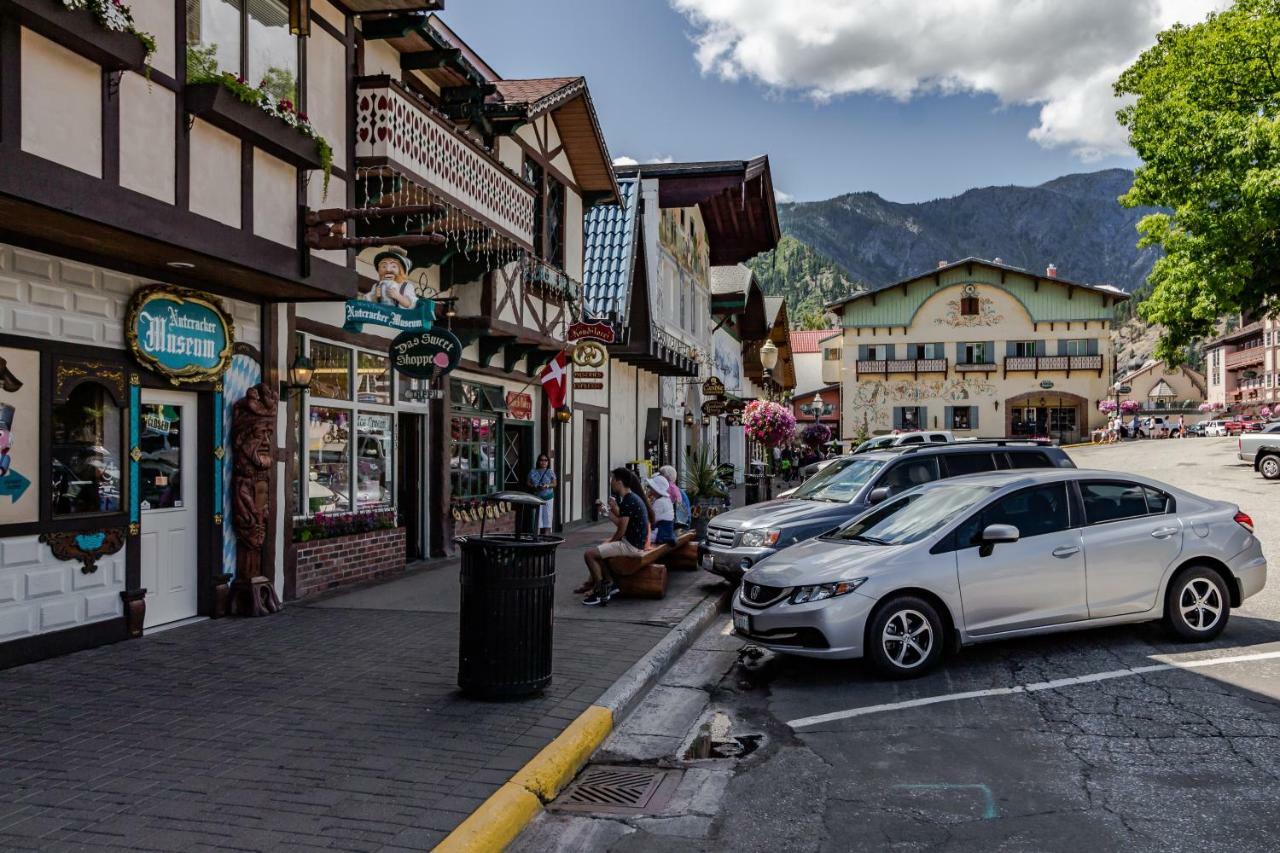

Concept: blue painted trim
[[213, 389, 223, 522], [129, 383, 140, 529]]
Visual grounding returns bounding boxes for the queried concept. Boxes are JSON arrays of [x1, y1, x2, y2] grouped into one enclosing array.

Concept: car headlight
[[740, 528, 782, 548], [789, 578, 867, 604]]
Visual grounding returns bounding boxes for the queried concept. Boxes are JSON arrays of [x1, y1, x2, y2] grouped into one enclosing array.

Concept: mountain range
[[749, 169, 1161, 329]]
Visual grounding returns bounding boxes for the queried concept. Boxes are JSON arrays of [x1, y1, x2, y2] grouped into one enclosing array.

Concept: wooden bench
[[606, 532, 697, 599]]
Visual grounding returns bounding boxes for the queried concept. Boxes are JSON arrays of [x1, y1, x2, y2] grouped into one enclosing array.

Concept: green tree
[[1116, 0, 1280, 363]]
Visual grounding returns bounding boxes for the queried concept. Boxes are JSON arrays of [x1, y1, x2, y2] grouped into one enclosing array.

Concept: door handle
[[1150, 527, 1179, 539], [1051, 545, 1080, 558]]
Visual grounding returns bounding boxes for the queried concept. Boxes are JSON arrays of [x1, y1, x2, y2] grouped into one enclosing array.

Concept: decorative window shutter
[[858, 344, 869, 360], [955, 342, 964, 361], [1055, 339, 1066, 356], [985, 341, 994, 363], [970, 406, 980, 430], [893, 407, 904, 429], [1036, 339, 1047, 357], [1087, 339, 1099, 356], [917, 406, 927, 426], [945, 405, 954, 427], [1005, 341, 1017, 357]]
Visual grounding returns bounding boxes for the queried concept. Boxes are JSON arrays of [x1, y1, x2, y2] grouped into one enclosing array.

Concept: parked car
[[699, 440, 1072, 582], [1238, 423, 1280, 480], [853, 430, 955, 454], [1201, 420, 1225, 437], [1225, 419, 1246, 436], [732, 469, 1266, 677], [1243, 419, 1266, 433], [1185, 421, 1206, 437]]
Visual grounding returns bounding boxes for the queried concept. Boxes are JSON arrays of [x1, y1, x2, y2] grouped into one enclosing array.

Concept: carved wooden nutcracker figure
[[230, 383, 282, 616]]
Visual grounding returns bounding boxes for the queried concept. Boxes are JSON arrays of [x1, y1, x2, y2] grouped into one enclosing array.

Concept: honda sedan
[[733, 469, 1266, 678]]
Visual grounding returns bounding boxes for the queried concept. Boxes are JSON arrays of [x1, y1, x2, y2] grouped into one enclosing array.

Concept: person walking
[[581, 468, 650, 606], [527, 453, 556, 535]]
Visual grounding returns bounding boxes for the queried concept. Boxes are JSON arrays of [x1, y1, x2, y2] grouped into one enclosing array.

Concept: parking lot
[[537, 438, 1280, 852]]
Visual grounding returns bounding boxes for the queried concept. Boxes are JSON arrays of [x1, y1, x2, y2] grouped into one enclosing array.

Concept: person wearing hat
[[367, 250, 419, 309], [645, 473, 676, 547]]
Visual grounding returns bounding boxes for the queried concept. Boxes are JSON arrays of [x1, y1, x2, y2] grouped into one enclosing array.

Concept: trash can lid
[[488, 490, 546, 508]]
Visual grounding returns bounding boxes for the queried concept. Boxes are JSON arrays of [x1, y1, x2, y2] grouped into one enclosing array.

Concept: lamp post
[[810, 392, 823, 423], [759, 339, 779, 401]]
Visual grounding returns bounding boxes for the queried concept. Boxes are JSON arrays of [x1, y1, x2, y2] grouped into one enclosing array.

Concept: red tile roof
[[790, 330, 839, 353], [493, 77, 583, 109]]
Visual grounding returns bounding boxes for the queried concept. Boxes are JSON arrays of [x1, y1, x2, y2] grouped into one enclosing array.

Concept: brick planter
[[291, 526, 406, 600]]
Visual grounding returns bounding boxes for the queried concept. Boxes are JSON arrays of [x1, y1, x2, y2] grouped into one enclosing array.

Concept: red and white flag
[[539, 351, 568, 410]]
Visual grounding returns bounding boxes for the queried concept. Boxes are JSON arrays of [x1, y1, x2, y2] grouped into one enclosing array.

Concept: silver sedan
[[733, 469, 1267, 678]]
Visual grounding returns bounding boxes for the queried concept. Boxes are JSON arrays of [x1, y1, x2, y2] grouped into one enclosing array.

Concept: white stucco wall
[[20, 30, 101, 177], [189, 120, 242, 228], [253, 149, 297, 247], [119, 73, 176, 204]]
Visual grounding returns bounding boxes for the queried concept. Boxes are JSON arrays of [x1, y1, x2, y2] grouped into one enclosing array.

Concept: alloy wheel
[[1261, 457, 1280, 480], [1179, 577, 1223, 632], [881, 609, 934, 669]]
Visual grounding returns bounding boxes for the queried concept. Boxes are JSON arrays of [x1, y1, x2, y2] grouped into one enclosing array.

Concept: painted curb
[[431, 583, 735, 852]]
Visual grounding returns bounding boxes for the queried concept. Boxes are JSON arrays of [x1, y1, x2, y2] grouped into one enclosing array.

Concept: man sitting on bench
[[582, 467, 650, 606]]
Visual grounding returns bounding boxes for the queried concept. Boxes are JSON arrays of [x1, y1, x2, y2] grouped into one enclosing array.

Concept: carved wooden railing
[[855, 358, 948, 375]]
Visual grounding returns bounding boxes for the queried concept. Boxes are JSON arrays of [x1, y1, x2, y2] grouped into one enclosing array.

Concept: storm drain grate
[[551, 765, 681, 815]]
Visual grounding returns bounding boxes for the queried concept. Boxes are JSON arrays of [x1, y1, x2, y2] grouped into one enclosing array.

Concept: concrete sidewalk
[[0, 523, 730, 851]]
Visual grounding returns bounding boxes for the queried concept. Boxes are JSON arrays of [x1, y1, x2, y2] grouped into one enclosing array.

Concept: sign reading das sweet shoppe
[[126, 285, 233, 384], [390, 328, 462, 379]]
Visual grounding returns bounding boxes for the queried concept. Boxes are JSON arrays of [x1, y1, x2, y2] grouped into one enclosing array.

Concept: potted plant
[[680, 445, 727, 541]]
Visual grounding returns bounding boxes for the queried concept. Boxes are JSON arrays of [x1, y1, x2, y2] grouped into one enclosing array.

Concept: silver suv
[[733, 469, 1265, 678]]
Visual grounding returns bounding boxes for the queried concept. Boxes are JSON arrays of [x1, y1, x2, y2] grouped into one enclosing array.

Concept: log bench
[[606, 532, 697, 599]]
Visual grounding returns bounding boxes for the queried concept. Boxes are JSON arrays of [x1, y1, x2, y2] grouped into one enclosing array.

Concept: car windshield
[[825, 483, 997, 545], [792, 457, 885, 503]]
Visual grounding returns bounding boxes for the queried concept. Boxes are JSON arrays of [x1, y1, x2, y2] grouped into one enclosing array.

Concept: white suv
[[1203, 420, 1227, 437]]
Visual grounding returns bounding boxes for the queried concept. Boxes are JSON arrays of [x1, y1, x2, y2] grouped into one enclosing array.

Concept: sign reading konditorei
[[127, 285, 234, 384], [343, 299, 437, 334], [566, 321, 616, 344], [390, 328, 462, 379]]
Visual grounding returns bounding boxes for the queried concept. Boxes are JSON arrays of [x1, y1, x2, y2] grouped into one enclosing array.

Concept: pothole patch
[[682, 709, 765, 762], [550, 765, 682, 816]]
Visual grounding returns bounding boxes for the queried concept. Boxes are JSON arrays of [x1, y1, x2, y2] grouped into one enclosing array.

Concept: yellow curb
[[509, 705, 614, 801], [433, 782, 542, 853], [433, 705, 615, 852]]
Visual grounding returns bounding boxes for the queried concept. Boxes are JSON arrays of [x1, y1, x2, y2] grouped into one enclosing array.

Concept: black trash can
[[744, 475, 760, 506], [456, 492, 562, 699]]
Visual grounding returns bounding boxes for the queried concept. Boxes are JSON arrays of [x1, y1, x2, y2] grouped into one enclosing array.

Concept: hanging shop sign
[[343, 298, 437, 334], [126, 285, 233, 384], [702, 400, 726, 416], [725, 398, 746, 415], [702, 376, 726, 397], [506, 391, 533, 421], [1039, 380, 1055, 390], [389, 328, 462, 379], [566, 321, 616, 344], [572, 340, 608, 369], [724, 414, 743, 426]]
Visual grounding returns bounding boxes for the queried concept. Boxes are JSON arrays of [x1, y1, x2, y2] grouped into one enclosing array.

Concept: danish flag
[[539, 351, 569, 410]]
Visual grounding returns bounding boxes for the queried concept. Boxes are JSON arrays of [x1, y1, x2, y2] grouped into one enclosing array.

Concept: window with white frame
[[1063, 339, 1089, 356]]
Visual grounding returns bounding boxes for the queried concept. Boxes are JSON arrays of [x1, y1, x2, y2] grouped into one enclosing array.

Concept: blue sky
[[439, 0, 1155, 204]]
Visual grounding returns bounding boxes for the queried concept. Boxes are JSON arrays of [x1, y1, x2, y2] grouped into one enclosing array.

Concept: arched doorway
[[1005, 390, 1088, 445]]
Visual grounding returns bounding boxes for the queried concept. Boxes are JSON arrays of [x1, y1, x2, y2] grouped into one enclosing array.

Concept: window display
[[450, 415, 497, 498], [356, 413, 393, 508], [308, 406, 351, 513], [356, 352, 391, 405], [51, 384, 123, 516], [309, 342, 351, 400]]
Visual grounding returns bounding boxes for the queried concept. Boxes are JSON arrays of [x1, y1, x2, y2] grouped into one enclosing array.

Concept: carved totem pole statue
[[230, 383, 282, 616]]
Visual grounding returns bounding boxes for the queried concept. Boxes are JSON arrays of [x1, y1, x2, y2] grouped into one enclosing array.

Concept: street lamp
[[759, 339, 779, 399], [810, 392, 823, 422], [280, 352, 314, 397]]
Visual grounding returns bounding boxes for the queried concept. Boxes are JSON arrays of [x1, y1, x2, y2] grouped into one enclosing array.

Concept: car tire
[[1259, 454, 1280, 481], [866, 595, 945, 679], [1164, 566, 1231, 642]]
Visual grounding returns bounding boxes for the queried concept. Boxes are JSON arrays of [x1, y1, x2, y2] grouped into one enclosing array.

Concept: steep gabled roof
[[582, 179, 639, 320]]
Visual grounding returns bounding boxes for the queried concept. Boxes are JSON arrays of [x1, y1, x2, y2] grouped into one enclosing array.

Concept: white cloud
[[612, 155, 640, 167], [775, 189, 794, 203], [670, 0, 1227, 159]]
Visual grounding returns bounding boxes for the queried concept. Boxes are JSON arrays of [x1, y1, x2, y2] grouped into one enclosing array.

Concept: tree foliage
[[1116, 0, 1280, 362]]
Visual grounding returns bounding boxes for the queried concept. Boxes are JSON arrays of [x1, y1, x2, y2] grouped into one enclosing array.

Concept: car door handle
[[1051, 545, 1080, 558], [1150, 527, 1179, 539]]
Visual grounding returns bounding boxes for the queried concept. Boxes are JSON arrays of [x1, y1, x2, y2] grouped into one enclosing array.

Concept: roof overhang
[[616, 157, 781, 265]]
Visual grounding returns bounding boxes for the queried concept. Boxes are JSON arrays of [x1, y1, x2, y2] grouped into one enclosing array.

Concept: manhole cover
[[551, 765, 681, 816]]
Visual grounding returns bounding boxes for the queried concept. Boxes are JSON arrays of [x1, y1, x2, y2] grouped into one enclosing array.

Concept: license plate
[[733, 610, 751, 634], [701, 553, 714, 571]]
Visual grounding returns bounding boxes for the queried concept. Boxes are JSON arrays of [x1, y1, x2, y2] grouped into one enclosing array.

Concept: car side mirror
[[978, 523, 1020, 557], [867, 486, 891, 505]]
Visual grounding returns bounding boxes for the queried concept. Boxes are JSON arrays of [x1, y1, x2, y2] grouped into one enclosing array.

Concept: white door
[[139, 389, 198, 628]]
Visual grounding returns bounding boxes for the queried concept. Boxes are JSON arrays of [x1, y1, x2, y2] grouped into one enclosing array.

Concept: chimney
[[937, 260, 947, 269], [1046, 263, 1058, 278]]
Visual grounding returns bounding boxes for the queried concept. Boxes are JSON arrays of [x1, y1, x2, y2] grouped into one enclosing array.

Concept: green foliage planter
[[6, 0, 154, 72], [185, 75, 333, 195]]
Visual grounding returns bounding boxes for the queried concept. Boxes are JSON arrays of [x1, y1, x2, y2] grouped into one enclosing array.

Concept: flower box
[[185, 82, 325, 171], [2, 0, 147, 71]]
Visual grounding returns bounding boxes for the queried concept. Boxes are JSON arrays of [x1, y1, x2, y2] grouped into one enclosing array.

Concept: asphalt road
[[522, 437, 1280, 852]]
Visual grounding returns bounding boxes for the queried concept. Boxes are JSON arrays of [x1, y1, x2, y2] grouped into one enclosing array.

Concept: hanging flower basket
[[743, 400, 796, 448], [1119, 400, 1141, 415], [1098, 399, 1118, 414], [8, 0, 154, 72], [185, 74, 333, 195], [801, 421, 832, 447]]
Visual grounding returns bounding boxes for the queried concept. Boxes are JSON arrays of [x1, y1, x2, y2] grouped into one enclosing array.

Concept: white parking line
[[787, 649, 1280, 729]]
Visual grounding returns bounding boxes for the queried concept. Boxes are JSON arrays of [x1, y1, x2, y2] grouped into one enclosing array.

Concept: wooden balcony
[[954, 361, 998, 373], [1225, 346, 1265, 370], [855, 358, 948, 377], [1003, 355, 1103, 377], [354, 77, 536, 248]]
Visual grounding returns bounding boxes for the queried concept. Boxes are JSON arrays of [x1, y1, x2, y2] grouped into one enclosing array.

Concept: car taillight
[[1235, 511, 1255, 534]]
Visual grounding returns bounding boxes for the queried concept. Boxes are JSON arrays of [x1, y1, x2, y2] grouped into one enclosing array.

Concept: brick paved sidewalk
[[0, 522, 729, 851]]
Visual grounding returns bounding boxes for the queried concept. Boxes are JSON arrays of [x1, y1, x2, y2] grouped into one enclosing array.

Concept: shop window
[[51, 383, 124, 517], [356, 413, 393, 508], [187, 0, 298, 100], [451, 415, 498, 498], [307, 406, 351, 513], [309, 342, 351, 401], [356, 352, 391, 406]]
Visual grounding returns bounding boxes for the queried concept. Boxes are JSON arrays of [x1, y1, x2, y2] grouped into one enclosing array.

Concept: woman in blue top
[[528, 453, 556, 535]]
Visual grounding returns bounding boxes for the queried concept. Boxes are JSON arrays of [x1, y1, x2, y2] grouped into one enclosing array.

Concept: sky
[[438, 1, 1227, 205]]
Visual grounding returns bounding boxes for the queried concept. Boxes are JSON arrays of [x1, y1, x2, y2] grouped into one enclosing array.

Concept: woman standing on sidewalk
[[528, 454, 556, 535]]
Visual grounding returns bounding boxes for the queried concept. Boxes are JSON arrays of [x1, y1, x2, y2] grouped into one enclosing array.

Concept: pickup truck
[[1239, 422, 1280, 480]]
